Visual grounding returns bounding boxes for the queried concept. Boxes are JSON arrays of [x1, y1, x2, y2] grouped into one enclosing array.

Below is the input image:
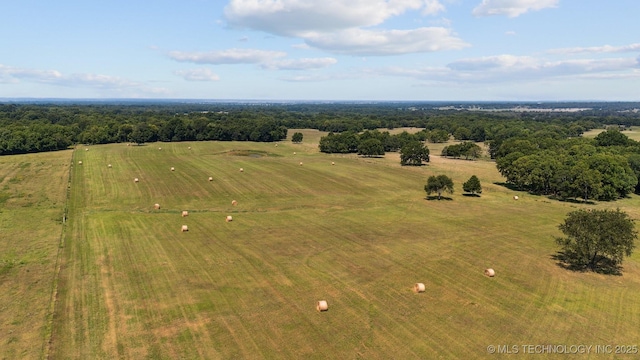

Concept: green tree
[[425, 175, 454, 200], [453, 126, 471, 140], [400, 141, 430, 166], [357, 138, 384, 157], [569, 161, 603, 201], [462, 175, 482, 195], [594, 129, 632, 147], [427, 129, 450, 143], [556, 209, 637, 273], [292, 132, 303, 143]]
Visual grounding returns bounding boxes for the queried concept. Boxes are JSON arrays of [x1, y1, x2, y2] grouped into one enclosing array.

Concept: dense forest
[[1, 101, 640, 201]]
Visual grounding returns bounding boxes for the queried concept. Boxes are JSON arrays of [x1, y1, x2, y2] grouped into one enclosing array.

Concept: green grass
[[0, 150, 72, 360], [3, 133, 640, 359]]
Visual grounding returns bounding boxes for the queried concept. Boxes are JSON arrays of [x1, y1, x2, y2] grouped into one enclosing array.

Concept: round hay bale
[[85, 148, 89, 151], [414, 283, 426, 293], [108, 164, 112, 168], [154, 203, 160, 210], [208, 176, 213, 181], [484, 268, 495, 277], [275, 143, 278, 147], [182, 210, 189, 217], [239, 168, 244, 172], [293, 152, 296, 155], [181, 225, 188, 232], [188, 146, 191, 150], [331, 161, 335, 165], [299, 162, 303, 166], [231, 200, 238, 206], [171, 167, 175, 171], [158, 147, 162, 150], [78, 161, 83, 165], [226, 215, 233, 222], [316, 300, 328, 312], [134, 178, 139, 183], [513, 196, 519, 200], [127, 143, 130, 146]]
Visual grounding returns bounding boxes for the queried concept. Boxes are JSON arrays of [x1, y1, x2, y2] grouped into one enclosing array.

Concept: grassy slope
[[0, 150, 72, 360], [35, 131, 640, 359]]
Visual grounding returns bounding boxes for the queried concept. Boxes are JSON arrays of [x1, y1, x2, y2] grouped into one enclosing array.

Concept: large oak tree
[[555, 209, 636, 273]]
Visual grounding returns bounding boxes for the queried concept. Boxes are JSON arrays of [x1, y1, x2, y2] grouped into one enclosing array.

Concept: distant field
[[3, 131, 640, 359], [582, 126, 640, 141]]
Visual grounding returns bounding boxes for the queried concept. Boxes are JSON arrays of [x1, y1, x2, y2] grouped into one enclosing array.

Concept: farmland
[[2, 129, 640, 359]]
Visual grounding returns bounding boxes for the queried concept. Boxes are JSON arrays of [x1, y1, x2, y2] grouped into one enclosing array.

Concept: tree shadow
[[493, 181, 522, 191], [425, 196, 453, 201], [549, 196, 596, 205], [462, 193, 481, 197], [551, 252, 623, 276], [401, 163, 427, 167]]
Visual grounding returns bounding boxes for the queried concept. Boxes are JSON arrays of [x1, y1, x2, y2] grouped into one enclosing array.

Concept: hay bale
[[171, 167, 175, 171], [484, 268, 495, 277], [293, 152, 296, 155], [182, 210, 189, 217], [134, 178, 139, 183], [158, 147, 162, 150], [226, 215, 233, 222], [331, 162, 335, 165], [181, 225, 188, 232], [108, 164, 112, 168], [208, 176, 213, 181], [275, 143, 278, 147], [188, 146, 191, 150], [231, 200, 238, 206], [78, 161, 82, 165], [299, 162, 303, 166], [513, 196, 519, 200], [414, 283, 426, 293], [154, 203, 160, 210], [85, 148, 89, 151], [239, 168, 244, 172], [316, 300, 328, 312]]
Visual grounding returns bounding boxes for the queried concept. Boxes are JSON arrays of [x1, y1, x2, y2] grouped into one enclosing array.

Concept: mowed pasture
[[4, 132, 640, 359], [0, 150, 71, 360]]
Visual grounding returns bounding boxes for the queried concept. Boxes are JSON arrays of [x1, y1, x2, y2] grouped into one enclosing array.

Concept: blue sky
[[1, 0, 639, 101]]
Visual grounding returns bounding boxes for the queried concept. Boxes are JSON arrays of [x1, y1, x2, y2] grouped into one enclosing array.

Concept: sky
[[1, 0, 639, 101]]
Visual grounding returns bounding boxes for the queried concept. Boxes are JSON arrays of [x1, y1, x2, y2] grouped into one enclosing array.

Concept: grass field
[[3, 131, 640, 359], [0, 150, 71, 360]]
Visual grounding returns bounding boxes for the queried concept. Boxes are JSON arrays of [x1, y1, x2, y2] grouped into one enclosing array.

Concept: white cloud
[[548, 43, 640, 55], [262, 57, 338, 70], [168, 48, 287, 65], [0, 64, 139, 88], [447, 55, 537, 71], [422, 0, 446, 15], [223, 0, 455, 56], [379, 55, 639, 84], [505, 30, 516, 36], [224, 0, 445, 36], [279, 72, 360, 82], [472, 0, 558, 18], [0, 63, 169, 97], [305, 27, 469, 56], [291, 43, 311, 50], [0, 65, 63, 84], [444, 56, 638, 84], [175, 68, 220, 81]]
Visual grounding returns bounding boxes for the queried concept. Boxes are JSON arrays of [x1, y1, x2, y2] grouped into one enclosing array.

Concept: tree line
[[2, 102, 640, 203], [495, 129, 640, 201]]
